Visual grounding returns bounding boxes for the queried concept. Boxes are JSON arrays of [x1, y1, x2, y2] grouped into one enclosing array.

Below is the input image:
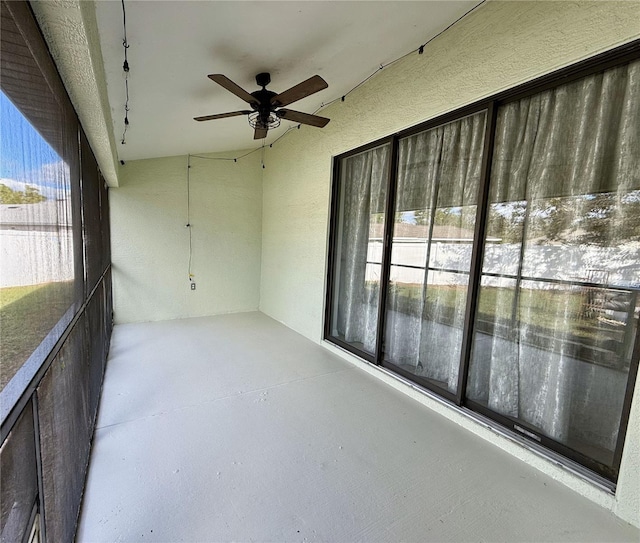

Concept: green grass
[[0, 284, 43, 308], [390, 282, 608, 332], [382, 281, 631, 367], [0, 281, 74, 391]]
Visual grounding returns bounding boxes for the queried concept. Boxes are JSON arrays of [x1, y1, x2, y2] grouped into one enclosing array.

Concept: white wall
[[259, 0, 640, 527], [111, 152, 262, 324]]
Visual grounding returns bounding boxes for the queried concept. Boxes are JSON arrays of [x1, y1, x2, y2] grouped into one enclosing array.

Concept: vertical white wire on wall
[[186, 154, 193, 283]]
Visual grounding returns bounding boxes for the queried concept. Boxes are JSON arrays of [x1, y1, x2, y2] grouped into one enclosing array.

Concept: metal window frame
[[324, 38, 640, 484]]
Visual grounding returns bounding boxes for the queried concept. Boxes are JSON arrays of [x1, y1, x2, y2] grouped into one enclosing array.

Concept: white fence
[[366, 239, 640, 288], [0, 228, 74, 287]]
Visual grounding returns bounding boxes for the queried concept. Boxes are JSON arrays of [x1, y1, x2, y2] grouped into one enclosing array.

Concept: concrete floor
[[77, 312, 638, 543]]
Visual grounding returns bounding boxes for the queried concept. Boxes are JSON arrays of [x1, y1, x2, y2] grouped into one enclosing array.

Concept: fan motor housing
[[250, 86, 278, 125]]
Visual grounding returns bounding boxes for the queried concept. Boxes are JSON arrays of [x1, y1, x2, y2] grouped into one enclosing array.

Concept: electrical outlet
[[191, 282, 196, 291]]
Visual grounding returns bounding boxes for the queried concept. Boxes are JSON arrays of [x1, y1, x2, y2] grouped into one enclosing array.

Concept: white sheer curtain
[[332, 144, 390, 354], [468, 59, 640, 458], [384, 112, 486, 392]]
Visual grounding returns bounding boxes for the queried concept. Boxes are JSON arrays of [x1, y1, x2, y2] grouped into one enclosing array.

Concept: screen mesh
[[87, 281, 106, 421], [0, 0, 82, 392], [0, 402, 37, 543], [80, 130, 103, 293], [100, 171, 111, 273], [37, 318, 90, 543]]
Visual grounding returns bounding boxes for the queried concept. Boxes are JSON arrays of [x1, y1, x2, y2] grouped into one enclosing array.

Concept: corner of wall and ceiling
[[30, 0, 120, 188]]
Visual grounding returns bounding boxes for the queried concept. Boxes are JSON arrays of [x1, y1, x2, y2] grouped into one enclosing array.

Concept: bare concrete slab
[[77, 312, 639, 542]]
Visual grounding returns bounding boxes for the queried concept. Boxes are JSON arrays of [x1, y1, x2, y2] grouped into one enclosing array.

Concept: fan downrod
[[256, 72, 271, 88]]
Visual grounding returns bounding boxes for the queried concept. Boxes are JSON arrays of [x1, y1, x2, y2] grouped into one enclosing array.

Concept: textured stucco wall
[[259, 0, 640, 527], [111, 152, 262, 324], [31, 0, 119, 187], [615, 387, 640, 526]]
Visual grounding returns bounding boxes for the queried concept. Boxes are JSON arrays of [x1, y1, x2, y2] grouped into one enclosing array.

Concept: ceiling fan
[[194, 72, 330, 139]]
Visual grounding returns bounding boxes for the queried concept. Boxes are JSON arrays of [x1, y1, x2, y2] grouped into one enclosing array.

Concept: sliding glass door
[[383, 112, 486, 396], [325, 50, 639, 482], [466, 60, 640, 477], [327, 143, 391, 357]]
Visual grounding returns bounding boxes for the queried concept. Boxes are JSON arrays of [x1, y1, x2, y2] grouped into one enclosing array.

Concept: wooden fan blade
[[254, 127, 268, 140], [270, 75, 328, 107], [194, 111, 251, 122], [277, 109, 330, 128], [208, 74, 259, 105]]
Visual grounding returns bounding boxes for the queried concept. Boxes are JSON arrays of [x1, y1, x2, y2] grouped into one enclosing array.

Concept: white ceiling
[[94, 1, 480, 161]]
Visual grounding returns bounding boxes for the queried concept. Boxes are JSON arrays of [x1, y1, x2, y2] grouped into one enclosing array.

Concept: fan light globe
[[248, 111, 281, 130]]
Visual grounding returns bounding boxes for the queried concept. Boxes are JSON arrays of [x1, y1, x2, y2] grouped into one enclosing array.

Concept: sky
[[1, 91, 70, 200]]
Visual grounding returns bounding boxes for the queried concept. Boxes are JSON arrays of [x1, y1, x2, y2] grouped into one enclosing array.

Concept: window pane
[[0, 91, 76, 392], [468, 59, 640, 472], [384, 112, 486, 393], [328, 144, 390, 355]]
